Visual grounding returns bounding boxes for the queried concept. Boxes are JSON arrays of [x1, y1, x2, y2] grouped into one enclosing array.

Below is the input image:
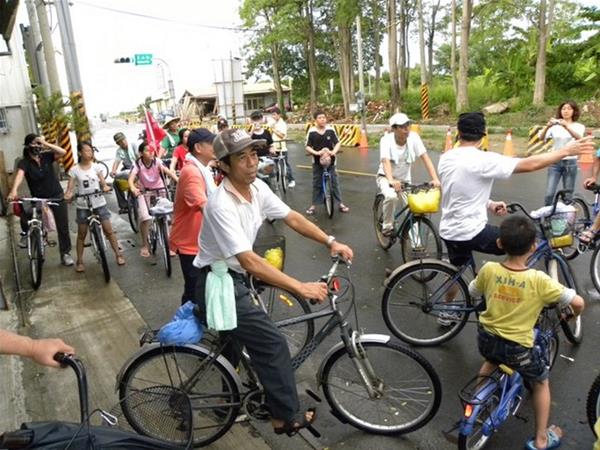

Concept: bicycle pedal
[[306, 424, 321, 438], [305, 389, 322, 403]]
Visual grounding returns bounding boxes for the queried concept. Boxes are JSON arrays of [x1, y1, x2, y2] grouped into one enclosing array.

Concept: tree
[[387, 0, 401, 110], [456, 0, 472, 112], [450, 0, 458, 95], [425, 0, 443, 82], [533, 0, 555, 105]]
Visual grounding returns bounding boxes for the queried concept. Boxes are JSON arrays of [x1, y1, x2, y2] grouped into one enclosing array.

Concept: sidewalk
[[0, 215, 271, 449]]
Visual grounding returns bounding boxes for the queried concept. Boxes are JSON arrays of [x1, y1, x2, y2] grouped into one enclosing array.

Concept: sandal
[[305, 206, 316, 216], [525, 425, 562, 450], [579, 228, 597, 244], [116, 254, 126, 266], [273, 408, 318, 437], [140, 248, 150, 258], [75, 262, 85, 273], [339, 204, 350, 213]]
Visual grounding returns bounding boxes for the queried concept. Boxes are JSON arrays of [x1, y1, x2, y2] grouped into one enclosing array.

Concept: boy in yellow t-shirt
[[468, 215, 584, 450]]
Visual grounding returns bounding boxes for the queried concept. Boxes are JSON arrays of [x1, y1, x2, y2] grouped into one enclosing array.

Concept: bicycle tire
[[118, 345, 240, 448], [321, 340, 441, 435], [127, 194, 139, 233], [563, 196, 590, 260], [159, 217, 172, 277], [29, 228, 43, 290], [457, 392, 501, 450], [586, 373, 600, 437], [547, 334, 559, 370], [96, 160, 109, 180], [382, 261, 472, 346], [279, 159, 288, 194], [91, 222, 110, 283], [590, 244, 600, 294], [373, 195, 394, 250], [149, 221, 158, 256], [400, 216, 442, 280], [324, 173, 334, 218], [254, 282, 314, 359], [553, 257, 583, 344]]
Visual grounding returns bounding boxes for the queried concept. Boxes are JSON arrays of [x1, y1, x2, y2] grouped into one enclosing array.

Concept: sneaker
[[61, 253, 75, 267], [18, 234, 27, 249], [288, 180, 296, 188], [437, 311, 462, 327]]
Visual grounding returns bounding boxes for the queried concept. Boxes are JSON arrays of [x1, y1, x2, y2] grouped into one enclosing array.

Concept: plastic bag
[[205, 261, 237, 331], [157, 301, 204, 345], [42, 204, 57, 233]]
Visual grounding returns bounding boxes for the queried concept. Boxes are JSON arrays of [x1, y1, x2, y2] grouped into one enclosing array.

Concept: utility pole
[[35, 0, 61, 94], [355, 16, 366, 132], [25, 0, 50, 95]]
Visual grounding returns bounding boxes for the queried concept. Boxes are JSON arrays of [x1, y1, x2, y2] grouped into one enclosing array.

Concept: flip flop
[[273, 408, 318, 437], [525, 426, 562, 450], [339, 204, 350, 213], [75, 262, 85, 273]]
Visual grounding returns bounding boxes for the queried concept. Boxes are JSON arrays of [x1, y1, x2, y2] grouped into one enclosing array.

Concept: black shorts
[[443, 224, 504, 267]]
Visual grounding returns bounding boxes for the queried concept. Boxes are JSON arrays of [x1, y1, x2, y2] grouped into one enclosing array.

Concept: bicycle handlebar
[[74, 190, 107, 198], [53, 353, 89, 422], [507, 189, 573, 221]]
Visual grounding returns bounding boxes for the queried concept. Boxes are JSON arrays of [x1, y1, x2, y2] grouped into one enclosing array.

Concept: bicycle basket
[[542, 209, 575, 248], [407, 187, 441, 214], [253, 234, 285, 271]]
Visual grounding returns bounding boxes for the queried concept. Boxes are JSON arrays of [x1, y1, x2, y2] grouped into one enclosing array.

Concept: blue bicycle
[[456, 305, 566, 449], [322, 163, 335, 218]]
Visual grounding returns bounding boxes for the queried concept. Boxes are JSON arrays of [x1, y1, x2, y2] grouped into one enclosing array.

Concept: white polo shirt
[[193, 177, 291, 273], [377, 131, 427, 182], [438, 146, 519, 241], [542, 122, 585, 160]]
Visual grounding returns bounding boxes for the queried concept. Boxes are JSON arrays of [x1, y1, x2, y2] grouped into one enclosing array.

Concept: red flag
[[144, 108, 166, 155]]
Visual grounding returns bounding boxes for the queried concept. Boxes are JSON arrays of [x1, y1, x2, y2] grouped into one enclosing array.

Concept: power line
[[76, 1, 254, 32]]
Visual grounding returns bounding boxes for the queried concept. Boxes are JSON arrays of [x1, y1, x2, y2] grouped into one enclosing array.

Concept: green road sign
[[134, 53, 153, 66]]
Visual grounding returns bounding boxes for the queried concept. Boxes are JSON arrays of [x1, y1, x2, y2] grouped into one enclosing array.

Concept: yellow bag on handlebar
[[407, 188, 441, 214]]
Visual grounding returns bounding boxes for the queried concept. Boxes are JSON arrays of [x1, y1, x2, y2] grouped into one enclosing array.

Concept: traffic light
[[114, 57, 131, 64]]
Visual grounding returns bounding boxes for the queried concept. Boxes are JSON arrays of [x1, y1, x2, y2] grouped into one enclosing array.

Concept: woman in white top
[[539, 100, 585, 205]]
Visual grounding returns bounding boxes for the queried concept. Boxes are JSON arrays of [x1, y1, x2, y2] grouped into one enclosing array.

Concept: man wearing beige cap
[[193, 128, 353, 435]]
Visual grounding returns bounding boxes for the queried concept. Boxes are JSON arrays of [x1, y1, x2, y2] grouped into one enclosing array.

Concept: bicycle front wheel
[[382, 262, 472, 346], [400, 216, 442, 265], [322, 340, 441, 435], [127, 194, 139, 233], [373, 194, 394, 250], [563, 196, 590, 260], [118, 345, 240, 448], [29, 228, 43, 290], [590, 244, 600, 294], [279, 159, 288, 194], [91, 222, 110, 283], [587, 373, 600, 437], [324, 174, 334, 218], [158, 217, 172, 277]]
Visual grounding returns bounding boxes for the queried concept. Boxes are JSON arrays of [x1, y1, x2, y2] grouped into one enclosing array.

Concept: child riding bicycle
[[65, 141, 125, 273], [128, 142, 178, 257], [468, 215, 584, 450]]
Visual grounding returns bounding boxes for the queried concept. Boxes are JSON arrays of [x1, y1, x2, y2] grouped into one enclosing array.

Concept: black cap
[[457, 112, 487, 138], [188, 128, 216, 150]]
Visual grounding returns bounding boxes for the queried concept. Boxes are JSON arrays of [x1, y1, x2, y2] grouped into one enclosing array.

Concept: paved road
[[92, 120, 599, 450]]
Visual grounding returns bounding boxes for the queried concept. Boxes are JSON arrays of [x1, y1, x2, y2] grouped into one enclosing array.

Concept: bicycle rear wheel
[[321, 340, 441, 435], [382, 262, 472, 346], [373, 195, 394, 250], [254, 282, 314, 359], [118, 345, 240, 448], [458, 391, 501, 450], [563, 196, 590, 260], [323, 173, 334, 218], [158, 217, 172, 277], [29, 228, 43, 290], [91, 222, 110, 283], [127, 194, 139, 233], [590, 244, 600, 294], [586, 373, 600, 437]]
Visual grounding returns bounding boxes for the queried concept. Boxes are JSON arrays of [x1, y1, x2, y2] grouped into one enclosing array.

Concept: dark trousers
[[178, 253, 199, 305], [311, 163, 342, 204], [442, 224, 504, 267], [195, 268, 299, 421], [20, 200, 72, 256]]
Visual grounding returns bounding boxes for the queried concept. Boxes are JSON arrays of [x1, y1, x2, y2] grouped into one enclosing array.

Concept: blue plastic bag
[[157, 301, 204, 345]]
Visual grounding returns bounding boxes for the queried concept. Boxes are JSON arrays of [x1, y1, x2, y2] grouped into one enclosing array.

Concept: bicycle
[[0, 353, 193, 449], [587, 372, 600, 438], [112, 172, 139, 233], [271, 139, 294, 196], [381, 190, 583, 347], [455, 305, 565, 450], [572, 183, 600, 292], [143, 187, 172, 277], [116, 257, 442, 447], [10, 197, 60, 290], [92, 146, 110, 180], [75, 190, 111, 283], [373, 182, 443, 265]]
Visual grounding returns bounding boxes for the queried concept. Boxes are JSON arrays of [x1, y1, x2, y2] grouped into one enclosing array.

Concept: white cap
[[389, 113, 411, 127]]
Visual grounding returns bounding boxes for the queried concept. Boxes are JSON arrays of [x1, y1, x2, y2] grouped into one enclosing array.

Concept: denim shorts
[[76, 205, 111, 225], [477, 325, 549, 383]]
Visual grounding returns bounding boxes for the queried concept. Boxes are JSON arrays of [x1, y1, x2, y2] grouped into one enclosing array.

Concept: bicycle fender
[[114, 342, 243, 394], [383, 258, 459, 288], [316, 334, 391, 386]]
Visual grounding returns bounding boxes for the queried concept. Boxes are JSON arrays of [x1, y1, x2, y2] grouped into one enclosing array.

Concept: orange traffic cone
[[503, 129, 515, 157], [444, 127, 453, 152], [579, 130, 595, 169], [359, 130, 369, 149]]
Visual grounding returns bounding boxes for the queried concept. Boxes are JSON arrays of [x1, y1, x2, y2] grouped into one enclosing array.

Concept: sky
[[17, 0, 246, 116]]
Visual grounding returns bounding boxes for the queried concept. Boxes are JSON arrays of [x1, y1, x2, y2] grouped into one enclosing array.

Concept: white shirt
[[377, 131, 427, 182], [438, 147, 519, 241], [194, 177, 291, 273], [271, 117, 288, 152], [542, 122, 585, 160], [68, 164, 107, 209]]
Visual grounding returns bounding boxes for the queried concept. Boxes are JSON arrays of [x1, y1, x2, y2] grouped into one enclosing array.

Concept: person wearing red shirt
[[169, 128, 216, 304], [170, 128, 190, 173]]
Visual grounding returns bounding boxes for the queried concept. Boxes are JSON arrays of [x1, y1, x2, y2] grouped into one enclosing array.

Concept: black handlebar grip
[[0, 430, 34, 448], [53, 352, 67, 365]]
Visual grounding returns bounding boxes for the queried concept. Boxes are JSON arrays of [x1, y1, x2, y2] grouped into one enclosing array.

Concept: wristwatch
[[326, 235, 336, 248]]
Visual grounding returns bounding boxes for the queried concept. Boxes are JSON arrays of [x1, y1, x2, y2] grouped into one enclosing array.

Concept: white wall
[[0, 26, 37, 171]]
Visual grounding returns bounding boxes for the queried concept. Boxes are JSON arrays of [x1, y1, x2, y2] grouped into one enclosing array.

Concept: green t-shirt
[[160, 131, 180, 158], [470, 262, 574, 347]]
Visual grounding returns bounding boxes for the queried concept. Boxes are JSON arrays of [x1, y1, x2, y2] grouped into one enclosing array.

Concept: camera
[[550, 118, 560, 125]]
